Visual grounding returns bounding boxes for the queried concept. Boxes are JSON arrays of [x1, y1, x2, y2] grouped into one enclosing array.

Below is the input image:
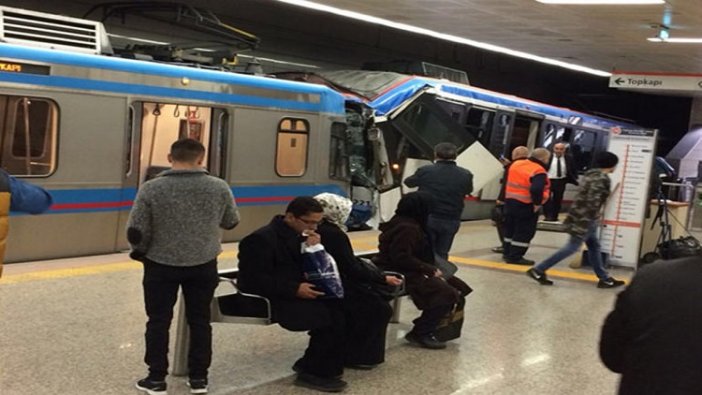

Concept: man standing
[[543, 142, 578, 222], [128, 139, 239, 395], [404, 142, 473, 259], [526, 151, 624, 288], [502, 148, 550, 265], [0, 168, 53, 277], [600, 256, 702, 394], [237, 197, 348, 393], [492, 146, 529, 254]]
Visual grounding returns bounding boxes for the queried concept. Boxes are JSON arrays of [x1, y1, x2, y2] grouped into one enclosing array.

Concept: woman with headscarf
[[374, 191, 471, 349], [314, 193, 402, 369]]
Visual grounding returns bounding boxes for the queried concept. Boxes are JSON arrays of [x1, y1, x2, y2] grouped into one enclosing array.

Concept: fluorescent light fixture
[[275, 0, 612, 77], [536, 0, 664, 4], [648, 37, 702, 43]]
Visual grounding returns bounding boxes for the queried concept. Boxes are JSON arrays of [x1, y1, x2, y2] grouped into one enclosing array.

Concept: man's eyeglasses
[[295, 216, 321, 226]]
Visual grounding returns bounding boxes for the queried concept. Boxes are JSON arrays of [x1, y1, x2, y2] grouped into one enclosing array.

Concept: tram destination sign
[[609, 72, 702, 91], [0, 60, 50, 75]]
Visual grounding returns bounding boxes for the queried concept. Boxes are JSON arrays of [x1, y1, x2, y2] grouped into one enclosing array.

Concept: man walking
[[404, 142, 473, 259], [526, 151, 624, 288], [543, 142, 578, 222], [502, 148, 550, 265], [128, 138, 239, 395]]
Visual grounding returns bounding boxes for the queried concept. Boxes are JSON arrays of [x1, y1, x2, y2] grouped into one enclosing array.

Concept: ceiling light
[[536, 0, 664, 4], [648, 37, 702, 43], [275, 0, 611, 77]]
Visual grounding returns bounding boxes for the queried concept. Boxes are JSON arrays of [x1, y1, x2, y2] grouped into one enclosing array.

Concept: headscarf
[[394, 191, 433, 231], [314, 193, 353, 230]]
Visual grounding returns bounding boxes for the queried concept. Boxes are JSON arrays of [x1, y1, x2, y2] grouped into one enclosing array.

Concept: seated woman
[[374, 191, 471, 349], [314, 193, 402, 369]]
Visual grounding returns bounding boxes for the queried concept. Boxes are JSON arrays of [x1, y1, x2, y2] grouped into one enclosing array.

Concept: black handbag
[[433, 255, 458, 279], [434, 297, 465, 342], [357, 257, 402, 300]]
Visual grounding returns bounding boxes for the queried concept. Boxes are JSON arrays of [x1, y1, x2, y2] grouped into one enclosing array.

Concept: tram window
[[398, 103, 463, 149], [329, 121, 349, 180], [465, 107, 494, 146], [571, 129, 597, 173], [543, 124, 572, 149], [276, 118, 309, 177], [0, 96, 57, 176]]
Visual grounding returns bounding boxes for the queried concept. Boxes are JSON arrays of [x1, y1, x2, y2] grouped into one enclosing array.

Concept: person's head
[[395, 191, 433, 228], [168, 138, 205, 167], [434, 142, 458, 161], [512, 146, 529, 161], [532, 147, 551, 164], [283, 196, 324, 234], [553, 142, 566, 158], [314, 193, 353, 230], [593, 151, 619, 173]]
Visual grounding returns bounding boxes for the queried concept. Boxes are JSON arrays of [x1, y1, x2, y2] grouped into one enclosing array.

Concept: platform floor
[[0, 220, 637, 395]]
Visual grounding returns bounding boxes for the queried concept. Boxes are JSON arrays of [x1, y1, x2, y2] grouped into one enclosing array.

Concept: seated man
[[237, 197, 347, 393]]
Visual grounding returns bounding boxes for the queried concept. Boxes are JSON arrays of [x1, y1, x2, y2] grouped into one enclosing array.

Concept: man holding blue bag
[[238, 197, 347, 393]]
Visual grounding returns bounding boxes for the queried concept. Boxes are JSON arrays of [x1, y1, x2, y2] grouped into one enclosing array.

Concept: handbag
[[434, 297, 465, 342], [357, 257, 402, 301], [433, 255, 458, 279], [301, 243, 344, 298]]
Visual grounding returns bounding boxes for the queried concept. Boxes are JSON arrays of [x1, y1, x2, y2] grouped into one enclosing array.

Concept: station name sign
[[609, 72, 702, 91], [0, 60, 50, 75]]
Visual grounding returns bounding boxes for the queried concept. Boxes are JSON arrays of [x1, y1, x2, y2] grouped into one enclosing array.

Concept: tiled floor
[[0, 220, 634, 394]]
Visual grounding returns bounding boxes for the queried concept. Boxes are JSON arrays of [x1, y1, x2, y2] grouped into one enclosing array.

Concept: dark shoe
[[187, 378, 208, 394], [404, 331, 447, 350], [526, 268, 554, 285], [543, 217, 559, 222], [597, 277, 625, 289], [294, 373, 347, 393], [505, 258, 535, 265], [491, 246, 504, 253], [135, 378, 167, 395], [345, 363, 378, 370], [292, 358, 304, 373]]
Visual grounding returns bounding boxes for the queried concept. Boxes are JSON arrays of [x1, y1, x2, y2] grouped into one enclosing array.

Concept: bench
[[172, 252, 407, 376]]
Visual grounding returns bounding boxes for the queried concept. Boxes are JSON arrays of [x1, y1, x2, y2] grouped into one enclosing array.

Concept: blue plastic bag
[[301, 243, 344, 299]]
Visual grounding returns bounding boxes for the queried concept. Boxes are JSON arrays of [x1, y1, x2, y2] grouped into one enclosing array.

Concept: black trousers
[[503, 201, 539, 261], [410, 276, 471, 335], [275, 299, 346, 378], [544, 178, 567, 220], [343, 289, 393, 365], [142, 259, 218, 381]]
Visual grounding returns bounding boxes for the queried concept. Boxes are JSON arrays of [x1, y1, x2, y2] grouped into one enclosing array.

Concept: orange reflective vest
[[505, 159, 550, 205]]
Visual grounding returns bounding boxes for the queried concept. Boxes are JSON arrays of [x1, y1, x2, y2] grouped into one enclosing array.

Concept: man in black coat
[[238, 197, 347, 393], [599, 256, 702, 394], [404, 142, 473, 259], [543, 142, 578, 222]]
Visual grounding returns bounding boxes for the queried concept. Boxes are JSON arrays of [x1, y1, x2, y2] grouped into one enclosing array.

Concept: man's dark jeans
[[142, 259, 218, 380], [427, 215, 461, 260]]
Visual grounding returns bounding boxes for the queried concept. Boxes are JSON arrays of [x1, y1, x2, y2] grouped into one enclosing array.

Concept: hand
[[495, 199, 503, 205], [302, 230, 321, 246], [385, 275, 403, 286], [533, 205, 542, 213], [296, 282, 325, 299], [433, 269, 443, 277]]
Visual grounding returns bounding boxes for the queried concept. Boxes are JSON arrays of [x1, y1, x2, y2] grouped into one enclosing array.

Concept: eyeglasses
[[295, 216, 321, 226]]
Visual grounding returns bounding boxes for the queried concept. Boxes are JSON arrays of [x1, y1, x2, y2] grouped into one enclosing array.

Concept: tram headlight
[[181, 77, 190, 86]]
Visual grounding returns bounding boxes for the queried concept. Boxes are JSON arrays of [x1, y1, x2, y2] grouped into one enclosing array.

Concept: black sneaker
[[294, 372, 348, 393], [187, 378, 208, 394], [597, 277, 625, 289], [526, 268, 554, 285], [135, 378, 166, 395], [491, 246, 504, 253], [404, 331, 447, 350]]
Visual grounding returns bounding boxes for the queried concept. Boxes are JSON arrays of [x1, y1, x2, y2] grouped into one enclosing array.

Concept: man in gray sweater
[[128, 138, 239, 395]]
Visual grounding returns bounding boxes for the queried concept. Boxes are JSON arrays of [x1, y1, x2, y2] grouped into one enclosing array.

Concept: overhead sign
[[609, 72, 702, 91]]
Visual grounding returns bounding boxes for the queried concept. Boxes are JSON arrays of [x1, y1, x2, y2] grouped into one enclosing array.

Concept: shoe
[[187, 378, 208, 394], [543, 218, 560, 222], [135, 378, 167, 395], [294, 372, 348, 393], [491, 246, 504, 253], [345, 363, 378, 370], [292, 358, 304, 373], [505, 258, 535, 265], [404, 331, 447, 350], [597, 277, 626, 289], [526, 268, 554, 285]]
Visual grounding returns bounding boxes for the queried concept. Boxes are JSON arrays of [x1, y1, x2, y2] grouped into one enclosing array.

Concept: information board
[[600, 128, 657, 268]]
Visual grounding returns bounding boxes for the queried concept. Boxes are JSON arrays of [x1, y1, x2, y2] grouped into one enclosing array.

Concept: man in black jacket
[[600, 256, 702, 394], [543, 142, 578, 222], [404, 142, 473, 259], [238, 197, 347, 393]]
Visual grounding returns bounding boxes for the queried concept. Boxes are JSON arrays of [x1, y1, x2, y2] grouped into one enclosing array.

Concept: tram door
[[507, 111, 543, 154]]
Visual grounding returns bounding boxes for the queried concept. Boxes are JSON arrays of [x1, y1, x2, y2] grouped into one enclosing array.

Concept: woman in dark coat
[[374, 191, 471, 349], [314, 193, 402, 368]]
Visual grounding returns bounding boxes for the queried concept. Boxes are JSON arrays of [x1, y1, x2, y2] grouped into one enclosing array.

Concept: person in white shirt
[[543, 142, 579, 222]]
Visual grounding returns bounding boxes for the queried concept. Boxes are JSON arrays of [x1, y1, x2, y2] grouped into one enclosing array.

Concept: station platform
[[0, 219, 635, 395]]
